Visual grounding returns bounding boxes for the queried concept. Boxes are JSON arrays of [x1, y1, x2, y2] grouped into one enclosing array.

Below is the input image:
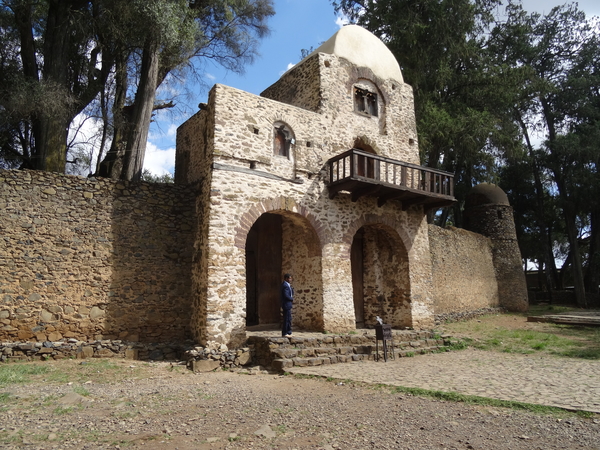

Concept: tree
[[0, 0, 114, 172], [488, 2, 600, 306], [96, 0, 274, 181], [0, 0, 274, 180]]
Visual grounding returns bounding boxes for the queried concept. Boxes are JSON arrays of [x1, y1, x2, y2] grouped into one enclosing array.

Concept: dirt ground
[[1, 360, 599, 449], [1, 311, 600, 450]]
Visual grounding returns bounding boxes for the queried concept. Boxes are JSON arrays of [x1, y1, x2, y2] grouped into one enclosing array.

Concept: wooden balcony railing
[[327, 149, 456, 209]]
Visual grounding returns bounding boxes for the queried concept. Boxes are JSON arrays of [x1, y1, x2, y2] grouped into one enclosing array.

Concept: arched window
[[354, 87, 378, 116], [273, 122, 294, 158]]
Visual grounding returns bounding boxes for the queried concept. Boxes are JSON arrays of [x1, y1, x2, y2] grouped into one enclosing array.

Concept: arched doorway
[[245, 211, 323, 330], [351, 224, 411, 328], [245, 213, 282, 326], [353, 139, 377, 179]]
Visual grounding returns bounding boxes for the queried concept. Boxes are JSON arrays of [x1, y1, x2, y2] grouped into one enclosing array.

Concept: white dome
[[312, 24, 403, 83]]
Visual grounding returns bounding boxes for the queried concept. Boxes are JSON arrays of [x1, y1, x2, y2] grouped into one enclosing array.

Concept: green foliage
[[73, 386, 91, 397], [488, 2, 600, 299], [441, 309, 600, 359], [53, 406, 75, 415], [0, 363, 49, 387], [141, 169, 174, 183], [334, 1, 600, 285], [0, 0, 275, 178], [332, 0, 520, 226], [384, 384, 586, 416]]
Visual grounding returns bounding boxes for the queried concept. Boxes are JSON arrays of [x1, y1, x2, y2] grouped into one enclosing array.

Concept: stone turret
[[463, 183, 528, 312]]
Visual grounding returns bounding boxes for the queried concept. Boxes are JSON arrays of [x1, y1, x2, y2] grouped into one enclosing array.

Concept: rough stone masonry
[[0, 25, 527, 354]]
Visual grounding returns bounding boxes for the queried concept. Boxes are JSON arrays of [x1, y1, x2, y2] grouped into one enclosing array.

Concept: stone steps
[[247, 330, 453, 371]]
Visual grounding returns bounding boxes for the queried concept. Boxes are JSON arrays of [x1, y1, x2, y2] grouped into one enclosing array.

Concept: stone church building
[[0, 26, 527, 349], [175, 25, 527, 347]]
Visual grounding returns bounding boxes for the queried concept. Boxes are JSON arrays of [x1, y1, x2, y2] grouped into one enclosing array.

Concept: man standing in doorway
[[281, 274, 294, 337]]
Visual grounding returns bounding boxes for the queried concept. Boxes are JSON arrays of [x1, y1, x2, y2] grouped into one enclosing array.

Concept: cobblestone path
[[288, 348, 600, 413]]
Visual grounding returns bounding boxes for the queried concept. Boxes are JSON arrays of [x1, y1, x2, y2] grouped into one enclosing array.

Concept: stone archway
[[245, 210, 324, 331], [351, 223, 411, 328]]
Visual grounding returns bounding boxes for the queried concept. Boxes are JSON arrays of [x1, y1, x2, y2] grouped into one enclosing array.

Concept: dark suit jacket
[[281, 281, 294, 310]]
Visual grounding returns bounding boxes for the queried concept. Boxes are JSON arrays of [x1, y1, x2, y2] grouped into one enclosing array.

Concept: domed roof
[[310, 25, 404, 83], [465, 183, 510, 207]]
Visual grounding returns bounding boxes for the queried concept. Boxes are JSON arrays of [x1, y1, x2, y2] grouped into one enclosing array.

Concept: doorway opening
[[351, 224, 411, 328], [245, 211, 324, 330]]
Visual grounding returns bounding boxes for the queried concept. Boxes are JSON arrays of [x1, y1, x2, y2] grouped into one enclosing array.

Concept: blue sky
[[143, 0, 600, 176]]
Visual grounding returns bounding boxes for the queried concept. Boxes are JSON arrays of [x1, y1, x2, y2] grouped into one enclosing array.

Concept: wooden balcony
[[327, 149, 456, 210]]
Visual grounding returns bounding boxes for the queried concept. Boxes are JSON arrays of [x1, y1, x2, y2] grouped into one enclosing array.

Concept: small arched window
[[273, 122, 294, 158], [354, 87, 378, 117]]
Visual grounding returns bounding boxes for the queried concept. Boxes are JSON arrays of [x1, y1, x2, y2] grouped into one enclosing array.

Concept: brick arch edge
[[234, 197, 329, 249]]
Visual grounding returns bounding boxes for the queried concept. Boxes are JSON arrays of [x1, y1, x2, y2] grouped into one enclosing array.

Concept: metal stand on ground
[[374, 323, 394, 362]]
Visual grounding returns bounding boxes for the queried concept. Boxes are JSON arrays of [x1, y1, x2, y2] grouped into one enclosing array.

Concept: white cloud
[[67, 112, 106, 176], [278, 62, 296, 76], [143, 141, 175, 176], [335, 13, 350, 28], [205, 72, 216, 81], [167, 123, 178, 137]]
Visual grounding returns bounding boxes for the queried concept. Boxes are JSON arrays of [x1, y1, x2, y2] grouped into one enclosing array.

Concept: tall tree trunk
[[555, 176, 587, 307], [13, 1, 39, 169], [518, 112, 555, 296], [585, 210, 600, 295], [95, 88, 109, 175], [120, 38, 160, 181], [33, 0, 73, 172], [98, 50, 129, 178], [541, 97, 586, 307]]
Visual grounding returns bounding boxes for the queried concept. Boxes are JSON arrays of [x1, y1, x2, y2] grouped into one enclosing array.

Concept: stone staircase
[[247, 330, 453, 371]]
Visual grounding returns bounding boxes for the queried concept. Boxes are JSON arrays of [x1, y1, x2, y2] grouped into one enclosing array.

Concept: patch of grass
[[445, 338, 471, 351], [530, 305, 573, 315], [41, 394, 60, 406], [0, 392, 13, 404], [196, 390, 214, 400], [0, 363, 50, 386], [45, 370, 70, 383], [0, 359, 143, 389], [440, 310, 600, 360], [73, 386, 90, 397], [274, 424, 287, 434], [292, 373, 318, 380], [0, 429, 23, 444], [53, 405, 74, 415], [383, 384, 593, 417]]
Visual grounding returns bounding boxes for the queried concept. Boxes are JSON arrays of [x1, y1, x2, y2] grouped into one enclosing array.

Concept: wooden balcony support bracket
[[351, 184, 382, 202], [377, 191, 408, 207], [400, 197, 425, 211], [328, 183, 345, 200]]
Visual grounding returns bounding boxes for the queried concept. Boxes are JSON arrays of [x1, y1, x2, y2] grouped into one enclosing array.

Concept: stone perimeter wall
[[0, 170, 508, 349], [428, 225, 499, 314], [0, 170, 196, 344]]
